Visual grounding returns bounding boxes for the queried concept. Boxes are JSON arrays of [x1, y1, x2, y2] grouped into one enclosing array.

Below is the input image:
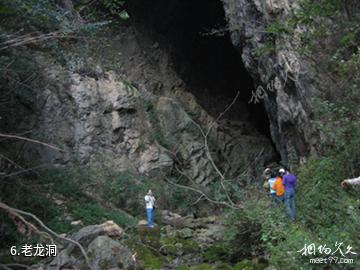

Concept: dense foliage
[[252, 1, 360, 268]]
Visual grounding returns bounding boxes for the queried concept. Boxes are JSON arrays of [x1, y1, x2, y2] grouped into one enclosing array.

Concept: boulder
[[87, 235, 135, 270], [37, 221, 135, 270], [161, 210, 183, 226], [72, 220, 124, 247], [137, 219, 147, 226], [178, 228, 193, 239]]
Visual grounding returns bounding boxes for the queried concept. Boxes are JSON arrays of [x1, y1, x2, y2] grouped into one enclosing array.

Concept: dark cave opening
[[127, 0, 272, 138]]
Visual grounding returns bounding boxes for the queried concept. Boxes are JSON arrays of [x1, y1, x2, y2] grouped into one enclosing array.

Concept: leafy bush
[[69, 201, 136, 227], [255, 41, 276, 57], [100, 0, 129, 20], [263, 0, 360, 81]]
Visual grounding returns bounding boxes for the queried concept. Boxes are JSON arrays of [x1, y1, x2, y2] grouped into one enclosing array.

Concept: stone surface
[[1, 6, 278, 186], [72, 220, 124, 247], [87, 235, 134, 270], [39, 221, 136, 270], [137, 219, 148, 226], [138, 145, 173, 175], [222, 0, 322, 166], [178, 228, 193, 239]]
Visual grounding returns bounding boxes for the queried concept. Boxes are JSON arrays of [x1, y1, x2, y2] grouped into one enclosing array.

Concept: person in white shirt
[[267, 172, 277, 202], [341, 176, 360, 188], [144, 189, 156, 228]]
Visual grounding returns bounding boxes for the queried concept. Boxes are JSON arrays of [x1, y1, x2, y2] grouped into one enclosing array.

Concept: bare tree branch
[[0, 202, 93, 270], [1, 203, 53, 243], [191, 194, 205, 206], [164, 176, 242, 209], [0, 31, 67, 51], [0, 264, 12, 270], [0, 133, 65, 152], [0, 153, 26, 170], [235, 147, 265, 181], [206, 91, 240, 137], [188, 92, 241, 207], [0, 263, 30, 269], [0, 164, 48, 178]]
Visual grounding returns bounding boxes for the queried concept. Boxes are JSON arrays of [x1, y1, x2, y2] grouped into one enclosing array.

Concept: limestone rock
[[161, 210, 183, 227], [38, 221, 135, 270], [138, 145, 173, 175], [178, 228, 193, 239], [87, 235, 134, 270], [222, 0, 321, 165], [70, 220, 83, 226], [137, 219, 148, 226], [4, 14, 277, 186], [72, 220, 124, 247]]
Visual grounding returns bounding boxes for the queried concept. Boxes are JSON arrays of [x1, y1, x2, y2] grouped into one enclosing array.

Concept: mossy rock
[[232, 260, 253, 270], [203, 244, 228, 262], [125, 242, 167, 270], [213, 262, 232, 270], [160, 236, 199, 256], [189, 264, 214, 270], [137, 226, 162, 250], [175, 266, 190, 270]]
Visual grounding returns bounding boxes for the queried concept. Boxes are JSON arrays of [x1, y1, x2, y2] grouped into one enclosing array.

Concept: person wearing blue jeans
[[280, 168, 297, 221], [144, 189, 156, 228], [146, 208, 154, 227], [284, 188, 296, 220]]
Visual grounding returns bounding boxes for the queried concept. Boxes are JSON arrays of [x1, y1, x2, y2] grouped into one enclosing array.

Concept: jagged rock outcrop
[[30, 64, 274, 181], [2, 39, 276, 185], [1, 0, 280, 185], [222, 0, 321, 166]]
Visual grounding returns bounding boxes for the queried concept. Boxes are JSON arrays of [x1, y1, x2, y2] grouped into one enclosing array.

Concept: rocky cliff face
[[222, 0, 323, 166], [1, 16, 276, 184], [4, 0, 328, 183]]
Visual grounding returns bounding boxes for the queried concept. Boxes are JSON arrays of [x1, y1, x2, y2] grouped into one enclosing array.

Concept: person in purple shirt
[[279, 168, 297, 220]]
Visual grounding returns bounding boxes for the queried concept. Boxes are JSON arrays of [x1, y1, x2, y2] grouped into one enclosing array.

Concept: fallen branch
[[0, 31, 66, 51], [0, 263, 30, 270], [7, 208, 53, 243], [0, 202, 93, 270], [0, 264, 12, 270]]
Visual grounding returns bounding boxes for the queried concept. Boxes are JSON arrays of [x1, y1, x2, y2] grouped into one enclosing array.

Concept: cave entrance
[[127, 0, 271, 137]]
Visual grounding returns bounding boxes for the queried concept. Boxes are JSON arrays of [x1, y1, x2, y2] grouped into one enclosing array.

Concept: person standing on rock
[[280, 168, 297, 221], [144, 189, 156, 228]]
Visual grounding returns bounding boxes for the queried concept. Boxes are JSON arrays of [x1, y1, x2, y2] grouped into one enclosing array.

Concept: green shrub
[[255, 42, 276, 57], [161, 237, 199, 257], [69, 201, 136, 227], [126, 238, 167, 270]]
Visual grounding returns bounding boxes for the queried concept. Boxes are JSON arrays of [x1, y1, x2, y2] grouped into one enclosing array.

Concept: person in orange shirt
[[272, 171, 285, 205]]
